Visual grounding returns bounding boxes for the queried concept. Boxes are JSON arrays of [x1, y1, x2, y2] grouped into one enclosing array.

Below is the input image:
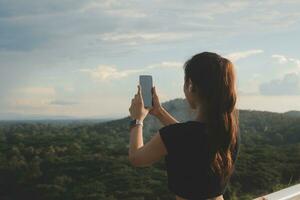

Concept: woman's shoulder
[[159, 121, 206, 136], [160, 120, 206, 129], [159, 122, 185, 132], [185, 120, 207, 126]]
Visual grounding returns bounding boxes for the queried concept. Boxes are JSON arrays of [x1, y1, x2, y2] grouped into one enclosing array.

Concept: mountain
[[0, 97, 299, 200], [283, 110, 300, 118], [0, 112, 117, 123], [102, 98, 300, 140]]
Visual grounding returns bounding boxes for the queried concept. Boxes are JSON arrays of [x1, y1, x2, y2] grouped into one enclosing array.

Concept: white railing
[[253, 184, 300, 200]]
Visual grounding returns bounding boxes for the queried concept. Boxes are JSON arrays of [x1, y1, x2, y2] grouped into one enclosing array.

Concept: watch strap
[[129, 119, 143, 129]]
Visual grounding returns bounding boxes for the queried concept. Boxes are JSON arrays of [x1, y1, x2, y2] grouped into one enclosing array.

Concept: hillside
[[0, 98, 299, 200], [283, 110, 300, 118]]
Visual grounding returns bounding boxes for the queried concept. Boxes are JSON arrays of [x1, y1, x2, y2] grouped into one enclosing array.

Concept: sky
[[0, 0, 300, 119]]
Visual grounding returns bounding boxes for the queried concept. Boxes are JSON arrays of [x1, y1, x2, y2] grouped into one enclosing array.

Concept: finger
[[140, 94, 144, 104], [137, 85, 142, 97], [153, 86, 158, 96], [132, 99, 136, 105]]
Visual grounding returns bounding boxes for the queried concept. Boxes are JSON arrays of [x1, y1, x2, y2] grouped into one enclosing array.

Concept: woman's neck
[[195, 106, 207, 123]]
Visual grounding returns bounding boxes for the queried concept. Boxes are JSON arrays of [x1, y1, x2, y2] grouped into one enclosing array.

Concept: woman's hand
[[129, 85, 149, 121], [149, 86, 164, 117]]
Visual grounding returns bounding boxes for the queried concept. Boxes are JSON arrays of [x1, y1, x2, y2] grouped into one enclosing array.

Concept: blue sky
[[0, 0, 300, 119]]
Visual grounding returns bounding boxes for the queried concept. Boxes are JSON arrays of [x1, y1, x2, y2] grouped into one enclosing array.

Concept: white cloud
[[259, 72, 300, 95], [80, 1, 147, 18], [192, 1, 249, 20], [104, 9, 147, 18], [8, 87, 57, 110], [2, 0, 300, 118], [225, 49, 264, 62], [50, 100, 78, 106], [272, 54, 300, 67], [100, 32, 193, 45], [147, 61, 183, 69], [11, 99, 50, 109], [289, 58, 300, 67], [15, 87, 56, 96], [80, 61, 183, 81], [271, 54, 300, 75], [237, 94, 300, 113], [64, 86, 75, 92], [79, 0, 118, 11], [80, 65, 145, 81], [272, 54, 288, 64]]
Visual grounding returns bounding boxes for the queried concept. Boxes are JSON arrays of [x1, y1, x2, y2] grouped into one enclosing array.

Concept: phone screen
[[139, 75, 153, 108]]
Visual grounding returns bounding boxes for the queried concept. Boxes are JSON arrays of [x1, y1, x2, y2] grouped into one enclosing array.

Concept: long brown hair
[[183, 52, 239, 184]]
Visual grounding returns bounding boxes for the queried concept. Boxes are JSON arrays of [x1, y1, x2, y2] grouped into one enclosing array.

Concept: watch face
[[130, 119, 136, 126], [129, 119, 137, 130]]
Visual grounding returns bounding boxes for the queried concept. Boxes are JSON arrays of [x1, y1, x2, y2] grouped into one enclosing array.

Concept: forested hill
[[0, 98, 299, 200], [102, 97, 300, 146], [283, 110, 300, 117]]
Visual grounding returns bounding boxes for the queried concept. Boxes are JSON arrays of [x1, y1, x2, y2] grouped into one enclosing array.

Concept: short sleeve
[[159, 123, 182, 155]]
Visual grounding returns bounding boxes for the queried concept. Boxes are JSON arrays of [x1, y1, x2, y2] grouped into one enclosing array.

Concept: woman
[[128, 52, 240, 200]]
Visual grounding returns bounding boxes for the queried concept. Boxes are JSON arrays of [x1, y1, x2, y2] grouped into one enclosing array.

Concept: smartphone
[[139, 75, 153, 108]]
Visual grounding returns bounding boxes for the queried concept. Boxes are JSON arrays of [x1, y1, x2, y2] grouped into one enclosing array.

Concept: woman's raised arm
[[149, 86, 179, 126]]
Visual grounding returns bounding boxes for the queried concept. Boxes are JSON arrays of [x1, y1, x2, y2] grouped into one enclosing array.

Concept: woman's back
[[128, 51, 240, 199], [159, 120, 240, 200]]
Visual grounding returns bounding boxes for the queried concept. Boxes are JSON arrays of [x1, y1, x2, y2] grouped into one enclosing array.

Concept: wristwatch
[[129, 119, 143, 130]]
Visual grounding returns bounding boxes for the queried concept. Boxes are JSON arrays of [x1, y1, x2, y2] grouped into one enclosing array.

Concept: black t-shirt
[[159, 121, 240, 200]]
